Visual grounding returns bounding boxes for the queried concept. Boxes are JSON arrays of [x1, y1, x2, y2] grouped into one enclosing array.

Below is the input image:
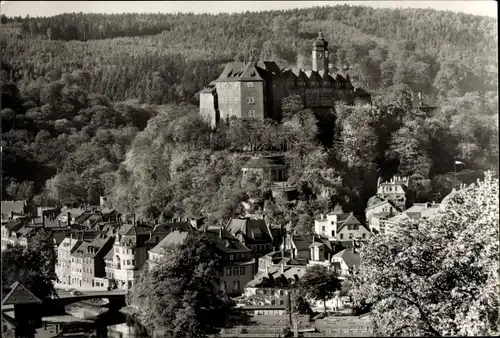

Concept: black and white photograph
[[0, 0, 498, 337]]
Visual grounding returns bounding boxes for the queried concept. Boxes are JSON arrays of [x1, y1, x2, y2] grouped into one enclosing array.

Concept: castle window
[[247, 97, 255, 104], [248, 110, 255, 117], [246, 82, 254, 88]]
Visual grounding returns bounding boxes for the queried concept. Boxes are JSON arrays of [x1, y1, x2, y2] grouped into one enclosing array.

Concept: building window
[[362, 233, 366, 238], [340, 234, 344, 239], [233, 267, 239, 275], [246, 82, 254, 88], [226, 268, 232, 276], [248, 110, 255, 117], [271, 300, 276, 305], [349, 233, 353, 239], [229, 254, 234, 260], [322, 226, 325, 232], [280, 300, 285, 305], [247, 97, 255, 104], [240, 267, 245, 275], [331, 230, 335, 237], [279, 290, 284, 295]]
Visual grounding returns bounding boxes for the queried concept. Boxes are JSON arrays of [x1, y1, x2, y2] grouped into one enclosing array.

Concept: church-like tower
[[312, 31, 329, 73]]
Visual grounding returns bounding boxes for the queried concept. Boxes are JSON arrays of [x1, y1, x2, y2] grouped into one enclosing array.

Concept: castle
[[199, 32, 372, 127]]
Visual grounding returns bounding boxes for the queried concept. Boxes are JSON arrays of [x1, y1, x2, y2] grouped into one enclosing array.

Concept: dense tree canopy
[[128, 232, 231, 337], [1, 243, 56, 301], [350, 172, 499, 336], [300, 264, 342, 313]]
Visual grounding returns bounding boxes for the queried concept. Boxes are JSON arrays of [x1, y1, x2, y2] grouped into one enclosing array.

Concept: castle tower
[[312, 31, 329, 73]]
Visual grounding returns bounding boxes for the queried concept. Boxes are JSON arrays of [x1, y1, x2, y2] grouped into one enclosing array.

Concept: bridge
[[48, 289, 128, 307]]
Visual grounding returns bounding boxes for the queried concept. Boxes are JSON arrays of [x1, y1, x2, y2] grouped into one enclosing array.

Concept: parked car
[[71, 290, 82, 295]]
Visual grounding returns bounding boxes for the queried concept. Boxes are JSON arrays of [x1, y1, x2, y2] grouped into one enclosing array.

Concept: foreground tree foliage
[[128, 232, 232, 337], [351, 172, 499, 336], [300, 265, 342, 313], [1, 243, 56, 301]]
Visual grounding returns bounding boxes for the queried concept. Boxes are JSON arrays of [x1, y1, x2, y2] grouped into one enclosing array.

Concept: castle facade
[[199, 32, 371, 127]]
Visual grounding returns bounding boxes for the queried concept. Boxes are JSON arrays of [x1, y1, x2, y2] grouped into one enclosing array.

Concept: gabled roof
[[337, 213, 368, 233], [226, 217, 272, 244], [117, 224, 151, 236], [331, 249, 360, 268], [238, 63, 265, 82], [59, 207, 87, 219], [149, 230, 190, 255], [365, 199, 400, 213], [2, 282, 42, 306], [3, 219, 24, 233], [205, 226, 252, 253]]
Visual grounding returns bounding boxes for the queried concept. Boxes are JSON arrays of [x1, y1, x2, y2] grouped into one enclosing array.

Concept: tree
[[1, 244, 56, 301], [28, 228, 57, 279], [300, 265, 342, 313], [6, 180, 35, 201], [292, 294, 313, 316], [351, 172, 499, 336], [129, 231, 231, 337]]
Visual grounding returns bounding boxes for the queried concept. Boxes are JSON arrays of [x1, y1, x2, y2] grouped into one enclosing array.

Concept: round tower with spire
[[312, 31, 329, 74]]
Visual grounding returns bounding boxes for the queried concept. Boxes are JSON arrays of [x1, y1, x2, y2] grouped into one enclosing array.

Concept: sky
[[0, 1, 497, 18]]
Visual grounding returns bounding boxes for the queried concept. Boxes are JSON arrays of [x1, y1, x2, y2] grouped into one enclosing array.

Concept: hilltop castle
[[199, 32, 371, 127]]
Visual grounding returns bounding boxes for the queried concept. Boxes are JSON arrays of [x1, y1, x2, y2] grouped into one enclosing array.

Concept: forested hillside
[[1, 5, 498, 226], [1, 5, 497, 104]]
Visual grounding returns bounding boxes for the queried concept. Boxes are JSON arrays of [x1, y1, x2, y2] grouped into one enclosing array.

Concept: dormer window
[[246, 82, 254, 88]]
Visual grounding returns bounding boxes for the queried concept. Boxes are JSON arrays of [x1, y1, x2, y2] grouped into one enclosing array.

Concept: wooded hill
[[1, 5, 497, 105]]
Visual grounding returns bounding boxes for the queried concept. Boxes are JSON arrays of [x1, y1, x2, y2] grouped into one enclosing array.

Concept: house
[[330, 249, 361, 279], [381, 202, 441, 234], [257, 249, 304, 273], [106, 224, 153, 290], [279, 233, 320, 262], [147, 226, 255, 297], [147, 230, 191, 268], [1, 200, 28, 223], [226, 217, 274, 265], [241, 155, 288, 183], [1, 220, 28, 251], [243, 264, 307, 308], [144, 221, 194, 246], [56, 237, 82, 285], [314, 212, 370, 241], [69, 233, 114, 289], [376, 176, 411, 210], [365, 199, 401, 232], [57, 207, 88, 226]]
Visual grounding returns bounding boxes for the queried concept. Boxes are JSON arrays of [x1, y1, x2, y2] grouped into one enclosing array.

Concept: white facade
[[56, 237, 79, 285], [314, 213, 340, 240]]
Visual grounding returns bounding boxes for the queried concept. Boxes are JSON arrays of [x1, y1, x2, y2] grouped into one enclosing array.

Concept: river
[[33, 306, 150, 338]]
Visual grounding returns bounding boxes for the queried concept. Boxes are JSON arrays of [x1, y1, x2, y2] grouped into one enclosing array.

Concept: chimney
[[10, 211, 14, 219], [265, 264, 269, 275], [133, 214, 136, 226], [67, 212, 71, 226], [280, 263, 284, 275], [320, 214, 324, 220], [219, 227, 222, 239]]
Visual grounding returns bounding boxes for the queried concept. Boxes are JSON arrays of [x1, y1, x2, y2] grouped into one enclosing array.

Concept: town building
[[257, 249, 304, 274], [1, 220, 33, 251], [365, 199, 401, 233], [69, 233, 114, 289], [106, 224, 152, 290], [242, 264, 306, 308], [226, 217, 274, 267], [147, 226, 255, 297], [199, 32, 371, 127], [56, 237, 81, 285], [314, 212, 370, 241], [330, 249, 361, 279], [375, 176, 411, 211], [380, 202, 441, 235]]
